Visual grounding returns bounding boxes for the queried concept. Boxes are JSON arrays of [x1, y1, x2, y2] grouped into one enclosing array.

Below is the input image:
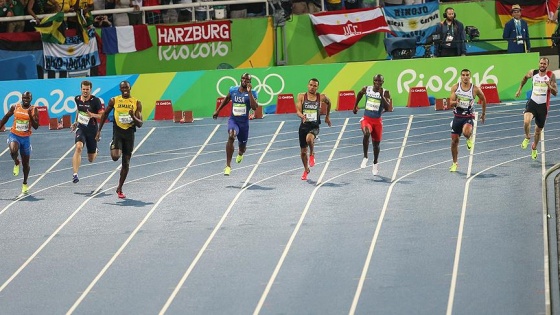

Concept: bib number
[[15, 120, 29, 132], [118, 113, 133, 124], [232, 103, 246, 116], [365, 100, 380, 111], [77, 111, 90, 125]]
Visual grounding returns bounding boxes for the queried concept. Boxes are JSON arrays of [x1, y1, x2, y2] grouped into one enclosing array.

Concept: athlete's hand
[[95, 131, 101, 142], [300, 114, 307, 123], [479, 113, 486, 124], [212, 111, 218, 120], [71, 122, 77, 132], [325, 116, 332, 127], [246, 83, 252, 92], [515, 90, 521, 98], [352, 107, 358, 114]]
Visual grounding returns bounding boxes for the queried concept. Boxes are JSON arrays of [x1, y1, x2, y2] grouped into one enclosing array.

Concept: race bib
[[304, 111, 317, 122], [77, 111, 90, 125], [15, 119, 29, 132], [365, 100, 380, 111], [232, 103, 246, 116], [118, 113, 133, 124], [533, 83, 547, 95], [458, 99, 470, 108]]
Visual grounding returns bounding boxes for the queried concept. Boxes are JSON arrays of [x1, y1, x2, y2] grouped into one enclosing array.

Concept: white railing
[[0, 0, 271, 23]]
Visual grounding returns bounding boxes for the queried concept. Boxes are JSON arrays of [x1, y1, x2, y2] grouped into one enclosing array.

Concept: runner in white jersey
[[449, 69, 487, 172], [515, 57, 558, 160]]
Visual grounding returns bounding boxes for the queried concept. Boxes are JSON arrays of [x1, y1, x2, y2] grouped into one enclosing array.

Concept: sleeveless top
[[453, 83, 475, 118], [302, 93, 321, 126], [364, 86, 384, 119], [10, 103, 35, 137], [75, 94, 102, 129], [530, 69, 552, 106], [113, 95, 137, 130], [229, 86, 258, 123]]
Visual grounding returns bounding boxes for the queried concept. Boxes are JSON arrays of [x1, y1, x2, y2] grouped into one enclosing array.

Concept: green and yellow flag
[[34, 12, 66, 44]]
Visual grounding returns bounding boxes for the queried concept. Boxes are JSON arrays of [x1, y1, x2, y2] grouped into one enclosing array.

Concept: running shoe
[[117, 191, 126, 199], [224, 166, 231, 176], [449, 162, 458, 172], [301, 169, 310, 180], [13, 163, 19, 177], [531, 149, 538, 160], [521, 138, 530, 149], [309, 155, 315, 167], [21, 184, 29, 195], [236, 155, 243, 164], [72, 174, 79, 184], [360, 157, 368, 169], [372, 163, 379, 176], [466, 137, 473, 151]]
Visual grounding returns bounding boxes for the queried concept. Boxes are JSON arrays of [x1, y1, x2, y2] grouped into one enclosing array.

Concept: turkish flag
[[310, 8, 393, 57]]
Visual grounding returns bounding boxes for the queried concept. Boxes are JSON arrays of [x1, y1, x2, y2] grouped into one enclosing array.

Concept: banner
[[496, 0, 547, 26], [43, 37, 100, 71], [101, 25, 153, 54], [0, 32, 43, 67], [156, 21, 232, 46], [382, 2, 440, 57], [309, 8, 393, 56]]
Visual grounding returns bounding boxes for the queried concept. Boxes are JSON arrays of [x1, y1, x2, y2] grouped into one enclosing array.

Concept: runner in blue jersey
[[213, 73, 258, 176], [449, 69, 486, 172]]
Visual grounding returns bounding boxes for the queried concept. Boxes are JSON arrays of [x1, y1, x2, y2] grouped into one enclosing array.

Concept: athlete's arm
[[0, 105, 16, 130], [28, 106, 39, 130], [449, 83, 458, 107], [213, 92, 231, 119], [96, 97, 115, 141], [382, 89, 392, 112], [549, 73, 558, 96], [353, 86, 367, 114], [131, 100, 143, 127], [474, 85, 487, 124], [247, 83, 258, 110], [321, 94, 332, 127], [516, 69, 533, 98], [296, 93, 305, 122]]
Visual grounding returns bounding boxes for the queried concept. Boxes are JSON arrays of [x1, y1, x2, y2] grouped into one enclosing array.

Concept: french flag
[[101, 25, 153, 55]]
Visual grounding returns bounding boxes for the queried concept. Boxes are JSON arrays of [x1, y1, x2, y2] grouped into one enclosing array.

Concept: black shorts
[[299, 123, 319, 148], [525, 99, 548, 129], [451, 116, 473, 135], [75, 126, 98, 154], [111, 126, 135, 156]]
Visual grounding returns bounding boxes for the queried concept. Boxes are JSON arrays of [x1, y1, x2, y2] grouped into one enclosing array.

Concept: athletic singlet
[[453, 83, 475, 118], [302, 93, 321, 125], [10, 103, 35, 137], [530, 70, 552, 105], [229, 86, 258, 122], [363, 86, 384, 119], [113, 95, 137, 130], [75, 95, 102, 128]]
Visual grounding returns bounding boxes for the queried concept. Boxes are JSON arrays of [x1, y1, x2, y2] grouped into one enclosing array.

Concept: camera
[[465, 26, 480, 41]]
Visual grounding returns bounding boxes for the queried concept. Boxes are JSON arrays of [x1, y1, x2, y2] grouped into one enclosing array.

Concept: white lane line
[[254, 118, 349, 315], [0, 144, 74, 216], [466, 112, 479, 178], [167, 125, 220, 192], [316, 118, 349, 185], [540, 131, 546, 176], [0, 147, 8, 157], [91, 127, 156, 196], [67, 126, 219, 315], [0, 129, 155, 295], [242, 122, 285, 189], [391, 115, 413, 182], [445, 154, 532, 315], [159, 122, 284, 315], [348, 118, 414, 315]]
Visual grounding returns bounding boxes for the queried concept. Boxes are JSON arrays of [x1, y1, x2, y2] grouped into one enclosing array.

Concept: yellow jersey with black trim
[[113, 96, 137, 130]]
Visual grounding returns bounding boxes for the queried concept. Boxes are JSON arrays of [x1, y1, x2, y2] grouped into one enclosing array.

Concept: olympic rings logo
[[216, 73, 285, 106]]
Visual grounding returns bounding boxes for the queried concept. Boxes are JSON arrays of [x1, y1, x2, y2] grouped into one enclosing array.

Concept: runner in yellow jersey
[[0, 91, 39, 194], [95, 81, 143, 199]]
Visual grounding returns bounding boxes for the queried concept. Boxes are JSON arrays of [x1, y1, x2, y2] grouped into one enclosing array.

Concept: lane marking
[[0, 129, 155, 295], [159, 122, 284, 315], [466, 112, 479, 178], [242, 122, 285, 189], [67, 126, 219, 315], [391, 115, 413, 182], [254, 118, 349, 314]]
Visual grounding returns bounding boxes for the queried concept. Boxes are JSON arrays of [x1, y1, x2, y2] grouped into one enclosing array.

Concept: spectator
[[27, 0, 57, 22], [113, 0, 132, 26], [325, 0, 341, 11], [291, 0, 319, 15], [502, 4, 530, 53], [433, 7, 466, 57], [161, 0, 178, 23], [93, 14, 111, 27], [144, 0, 162, 24], [1, 0, 27, 33], [344, 0, 361, 10], [194, 0, 213, 21], [129, 0, 142, 25], [175, 0, 191, 22]]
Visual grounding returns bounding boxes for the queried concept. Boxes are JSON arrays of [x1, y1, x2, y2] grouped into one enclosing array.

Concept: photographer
[[93, 14, 112, 27], [433, 7, 466, 57]]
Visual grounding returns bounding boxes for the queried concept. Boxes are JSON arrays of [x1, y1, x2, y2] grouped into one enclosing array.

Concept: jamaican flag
[[34, 12, 66, 44]]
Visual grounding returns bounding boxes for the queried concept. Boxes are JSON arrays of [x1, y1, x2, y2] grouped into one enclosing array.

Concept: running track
[[0, 101, 558, 315]]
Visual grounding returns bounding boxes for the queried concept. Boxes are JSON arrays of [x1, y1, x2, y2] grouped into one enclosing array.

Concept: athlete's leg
[[451, 134, 459, 163], [117, 154, 131, 194], [21, 154, 30, 185], [523, 112, 533, 140], [226, 129, 236, 168], [72, 141, 84, 174]]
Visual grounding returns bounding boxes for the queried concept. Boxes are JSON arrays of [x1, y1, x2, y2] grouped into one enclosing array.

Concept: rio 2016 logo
[[396, 66, 498, 94], [216, 74, 285, 106]]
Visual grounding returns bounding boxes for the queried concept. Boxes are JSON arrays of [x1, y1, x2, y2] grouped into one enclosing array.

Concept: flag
[[34, 12, 67, 44], [42, 36, 100, 71], [496, 0, 547, 27], [382, 2, 439, 58], [310, 8, 393, 56], [76, 10, 93, 44], [0, 32, 43, 67], [101, 25, 153, 54]]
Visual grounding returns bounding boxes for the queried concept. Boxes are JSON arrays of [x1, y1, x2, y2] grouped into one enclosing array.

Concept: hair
[[309, 78, 319, 85], [241, 73, 252, 80], [444, 7, 456, 19], [120, 80, 130, 87], [81, 80, 92, 88], [461, 69, 470, 74], [374, 74, 384, 82], [540, 57, 549, 64]]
